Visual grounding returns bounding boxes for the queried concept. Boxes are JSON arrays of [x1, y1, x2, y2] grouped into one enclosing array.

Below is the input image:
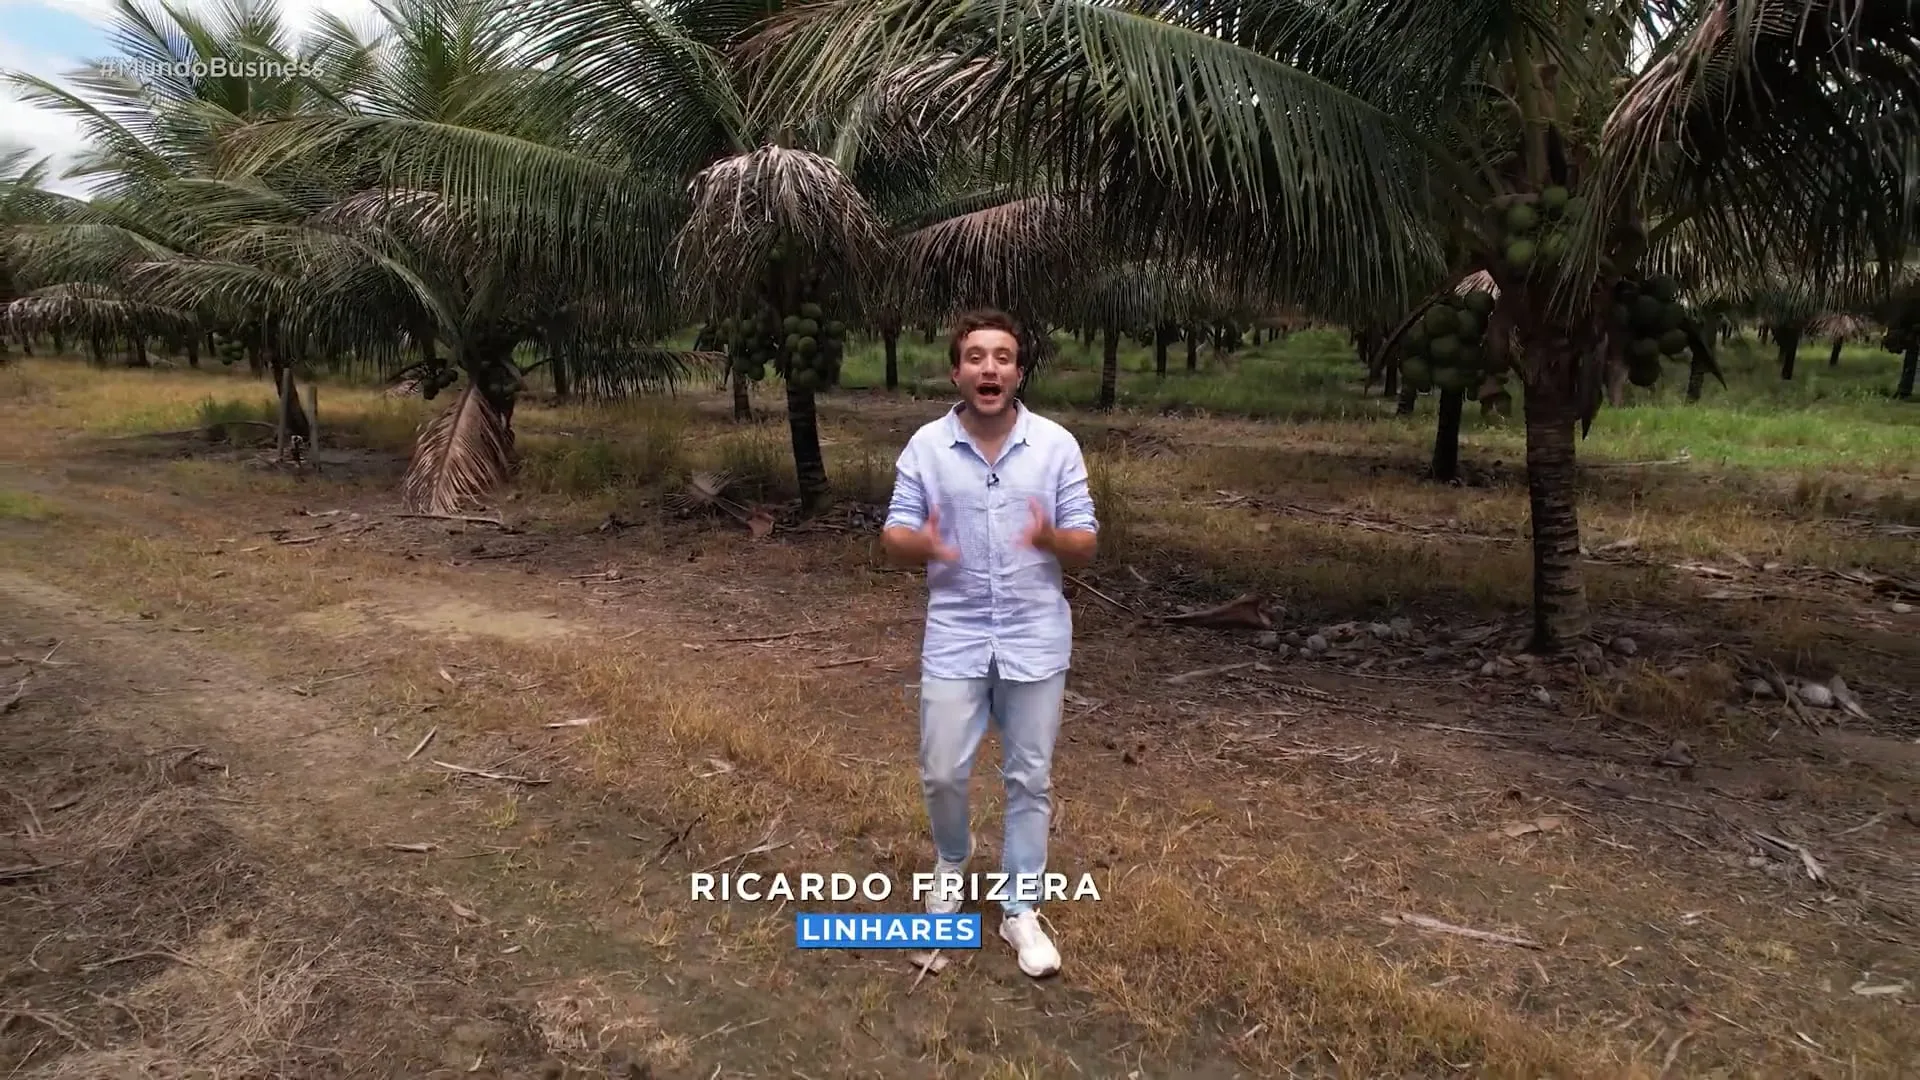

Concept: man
[[880, 309, 1098, 979]]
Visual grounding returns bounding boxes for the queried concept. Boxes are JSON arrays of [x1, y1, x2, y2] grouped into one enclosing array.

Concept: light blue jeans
[[918, 660, 1067, 916]]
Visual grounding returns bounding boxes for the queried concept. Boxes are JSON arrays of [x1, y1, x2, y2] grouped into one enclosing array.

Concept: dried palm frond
[[401, 384, 512, 514], [1806, 313, 1873, 340], [895, 193, 1092, 316], [669, 469, 751, 519], [673, 144, 890, 320], [670, 470, 777, 535], [4, 282, 200, 338]]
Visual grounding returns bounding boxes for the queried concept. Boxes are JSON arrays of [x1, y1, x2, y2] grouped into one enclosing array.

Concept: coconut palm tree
[[751, 0, 1918, 651]]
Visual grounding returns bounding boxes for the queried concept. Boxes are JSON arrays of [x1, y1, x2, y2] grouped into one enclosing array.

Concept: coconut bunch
[[1609, 276, 1697, 387], [714, 242, 849, 393], [1495, 184, 1590, 273], [211, 332, 247, 366], [1399, 286, 1505, 396]]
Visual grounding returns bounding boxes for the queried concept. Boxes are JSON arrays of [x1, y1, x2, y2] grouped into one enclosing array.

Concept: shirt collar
[[946, 399, 1031, 449]]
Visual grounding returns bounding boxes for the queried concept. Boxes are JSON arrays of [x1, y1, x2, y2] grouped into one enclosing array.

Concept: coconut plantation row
[[0, 1, 1918, 1077]]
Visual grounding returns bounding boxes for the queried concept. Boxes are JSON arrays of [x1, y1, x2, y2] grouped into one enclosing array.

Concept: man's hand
[[1020, 497, 1097, 569], [883, 507, 958, 565], [1018, 498, 1056, 553]]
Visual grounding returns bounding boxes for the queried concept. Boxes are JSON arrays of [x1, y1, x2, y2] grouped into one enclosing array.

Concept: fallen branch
[[699, 833, 793, 873], [816, 655, 878, 669], [405, 726, 437, 761], [1159, 592, 1274, 630], [1752, 831, 1828, 884], [397, 512, 514, 530], [1063, 573, 1141, 617], [79, 949, 200, 973], [1166, 660, 1265, 685], [710, 626, 833, 644], [1380, 912, 1542, 949], [430, 760, 550, 786]]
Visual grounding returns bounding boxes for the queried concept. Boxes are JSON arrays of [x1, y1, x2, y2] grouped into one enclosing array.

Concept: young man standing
[[880, 309, 1098, 978]]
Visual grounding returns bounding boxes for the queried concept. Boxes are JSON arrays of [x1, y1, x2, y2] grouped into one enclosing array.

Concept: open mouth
[[975, 383, 1004, 403]]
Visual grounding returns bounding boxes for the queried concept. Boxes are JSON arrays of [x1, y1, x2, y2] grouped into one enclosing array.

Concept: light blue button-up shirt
[[884, 401, 1099, 682]]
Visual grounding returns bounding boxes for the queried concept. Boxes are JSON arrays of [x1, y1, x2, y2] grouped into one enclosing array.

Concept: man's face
[[951, 328, 1020, 416]]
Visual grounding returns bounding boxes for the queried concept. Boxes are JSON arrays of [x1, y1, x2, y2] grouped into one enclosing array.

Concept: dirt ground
[[1, 380, 1917, 1078]]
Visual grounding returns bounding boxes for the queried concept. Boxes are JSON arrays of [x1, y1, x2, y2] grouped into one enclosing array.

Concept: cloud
[[0, 0, 387, 199], [0, 30, 97, 196]]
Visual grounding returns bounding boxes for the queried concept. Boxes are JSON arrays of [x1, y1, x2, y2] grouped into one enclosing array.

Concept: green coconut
[[1429, 335, 1461, 361], [1538, 231, 1569, 262], [1433, 366, 1470, 393], [1628, 337, 1661, 362], [1505, 203, 1540, 234], [1561, 195, 1588, 221], [1423, 305, 1458, 336], [1463, 290, 1495, 317], [1540, 185, 1571, 214], [1658, 302, 1686, 333], [1506, 239, 1537, 269], [1631, 295, 1665, 332], [1455, 309, 1483, 339], [1659, 328, 1689, 355], [1628, 360, 1660, 388], [1403, 357, 1433, 390]]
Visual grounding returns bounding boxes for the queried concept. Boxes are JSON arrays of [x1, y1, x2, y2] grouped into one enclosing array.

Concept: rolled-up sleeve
[[1055, 439, 1098, 533], [884, 441, 928, 532]]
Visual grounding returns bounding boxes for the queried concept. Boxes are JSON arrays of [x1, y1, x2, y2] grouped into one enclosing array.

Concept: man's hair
[[948, 309, 1025, 370]]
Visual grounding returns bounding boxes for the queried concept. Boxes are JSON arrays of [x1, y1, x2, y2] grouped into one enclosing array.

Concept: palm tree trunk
[[1431, 387, 1463, 482], [1777, 322, 1803, 380], [550, 350, 571, 399], [1521, 341, 1589, 652], [128, 337, 149, 367], [1899, 346, 1917, 400], [786, 382, 828, 512], [732, 369, 751, 420], [1154, 324, 1171, 377], [1185, 328, 1199, 372], [1396, 381, 1417, 415], [1098, 325, 1119, 411], [1686, 358, 1706, 402], [883, 324, 900, 390], [185, 337, 199, 368], [1828, 337, 1844, 368]]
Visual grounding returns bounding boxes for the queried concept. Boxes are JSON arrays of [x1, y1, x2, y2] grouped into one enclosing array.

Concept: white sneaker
[[925, 836, 972, 915], [999, 911, 1061, 977]]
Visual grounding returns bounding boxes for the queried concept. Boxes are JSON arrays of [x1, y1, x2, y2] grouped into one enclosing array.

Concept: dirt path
[[0, 558, 1175, 1077], [3, 425, 1918, 1078]]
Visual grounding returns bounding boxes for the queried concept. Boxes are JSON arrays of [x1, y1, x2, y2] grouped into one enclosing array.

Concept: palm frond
[[674, 143, 890, 319], [4, 281, 200, 339], [402, 381, 512, 513]]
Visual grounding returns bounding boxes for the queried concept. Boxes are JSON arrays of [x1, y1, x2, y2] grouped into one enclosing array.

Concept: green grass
[[837, 328, 1913, 475], [0, 490, 59, 521]]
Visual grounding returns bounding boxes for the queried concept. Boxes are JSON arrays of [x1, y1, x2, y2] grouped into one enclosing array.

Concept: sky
[[0, 0, 380, 197]]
